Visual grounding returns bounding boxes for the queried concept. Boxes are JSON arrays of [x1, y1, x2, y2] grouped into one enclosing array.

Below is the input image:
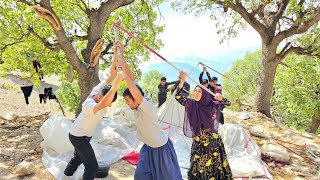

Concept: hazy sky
[[140, 2, 261, 70]]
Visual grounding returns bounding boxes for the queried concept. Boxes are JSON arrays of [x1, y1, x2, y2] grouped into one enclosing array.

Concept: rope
[[248, 128, 319, 168], [112, 23, 217, 98], [56, 99, 66, 117], [275, 141, 319, 167], [159, 119, 182, 129], [272, 137, 306, 149], [307, 149, 320, 161]]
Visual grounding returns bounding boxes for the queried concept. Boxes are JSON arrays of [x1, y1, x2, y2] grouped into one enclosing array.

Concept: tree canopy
[[0, 0, 165, 115], [173, 0, 320, 118], [141, 70, 165, 104], [223, 50, 320, 134]]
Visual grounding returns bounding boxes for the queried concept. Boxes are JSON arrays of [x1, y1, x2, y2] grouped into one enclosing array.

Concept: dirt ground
[[0, 73, 135, 180]]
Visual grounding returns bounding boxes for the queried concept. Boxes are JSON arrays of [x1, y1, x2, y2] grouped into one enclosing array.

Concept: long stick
[[188, 62, 200, 76], [199, 62, 227, 78], [112, 21, 123, 71], [112, 23, 216, 97]]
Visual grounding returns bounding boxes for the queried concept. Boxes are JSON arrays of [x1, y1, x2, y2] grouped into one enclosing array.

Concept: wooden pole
[[112, 20, 123, 71], [112, 23, 217, 97]]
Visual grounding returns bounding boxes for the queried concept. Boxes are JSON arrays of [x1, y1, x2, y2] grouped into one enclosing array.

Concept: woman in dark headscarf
[[175, 71, 233, 180]]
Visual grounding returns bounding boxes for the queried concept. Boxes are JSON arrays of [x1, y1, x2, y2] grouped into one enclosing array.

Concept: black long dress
[[175, 88, 233, 180]]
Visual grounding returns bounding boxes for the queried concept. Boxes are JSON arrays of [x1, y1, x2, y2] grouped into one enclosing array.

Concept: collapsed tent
[[40, 93, 272, 179]]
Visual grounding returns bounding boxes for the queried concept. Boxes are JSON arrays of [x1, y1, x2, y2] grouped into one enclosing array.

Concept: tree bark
[[76, 68, 100, 116], [308, 107, 320, 134], [253, 42, 278, 118]]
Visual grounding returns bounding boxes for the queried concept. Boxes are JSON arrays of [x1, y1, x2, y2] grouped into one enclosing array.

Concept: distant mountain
[[143, 62, 202, 87], [142, 47, 259, 88]]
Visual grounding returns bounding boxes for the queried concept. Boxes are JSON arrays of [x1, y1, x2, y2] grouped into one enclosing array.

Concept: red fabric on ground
[[122, 151, 140, 165]]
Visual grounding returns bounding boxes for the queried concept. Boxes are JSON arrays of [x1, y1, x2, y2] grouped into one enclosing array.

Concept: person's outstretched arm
[[206, 71, 211, 82], [90, 51, 117, 97], [199, 72, 204, 84], [93, 72, 124, 113], [114, 41, 136, 81], [123, 71, 143, 104]]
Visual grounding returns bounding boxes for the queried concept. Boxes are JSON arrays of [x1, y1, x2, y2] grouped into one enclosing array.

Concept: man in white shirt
[[63, 44, 124, 180], [117, 42, 182, 180]]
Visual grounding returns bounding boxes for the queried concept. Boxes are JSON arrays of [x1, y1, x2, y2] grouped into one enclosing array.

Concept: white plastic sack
[[40, 115, 73, 154], [40, 112, 140, 180], [219, 123, 260, 157], [219, 123, 272, 179]]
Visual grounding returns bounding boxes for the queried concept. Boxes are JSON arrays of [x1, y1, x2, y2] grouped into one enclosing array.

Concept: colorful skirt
[[188, 129, 233, 180], [134, 139, 183, 180]]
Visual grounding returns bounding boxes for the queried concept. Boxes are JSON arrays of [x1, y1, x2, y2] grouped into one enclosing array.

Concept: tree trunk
[[308, 107, 320, 134], [253, 43, 278, 118], [75, 68, 100, 116], [75, 14, 103, 117]]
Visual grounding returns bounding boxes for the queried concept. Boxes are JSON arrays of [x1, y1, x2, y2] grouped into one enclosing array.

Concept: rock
[[261, 144, 291, 164], [34, 120, 41, 124], [0, 119, 5, 125], [4, 112, 17, 121], [14, 153, 24, 161], [15, 161, 36, 176], [256, 112, 268, 119], [239, 113, 251, 120], [15, 161, 35, 176], [0, 149, 12, 157], [34, 147, 43, 153], [291, 164, 310, 174], [28, 150, 35, 154]]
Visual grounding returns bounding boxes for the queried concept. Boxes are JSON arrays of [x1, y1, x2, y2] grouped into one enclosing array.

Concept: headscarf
[[183, 86, 220, 137]]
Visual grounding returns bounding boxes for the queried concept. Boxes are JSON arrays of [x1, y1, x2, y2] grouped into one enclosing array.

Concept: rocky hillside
[[224, 110, 320, 180]]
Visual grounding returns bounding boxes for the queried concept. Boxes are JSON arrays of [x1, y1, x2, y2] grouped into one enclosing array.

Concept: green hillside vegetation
[[223, 51, 320, 134]]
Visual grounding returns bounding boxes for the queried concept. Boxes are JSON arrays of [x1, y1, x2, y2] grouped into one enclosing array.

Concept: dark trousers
[[158, 95, 166, 107], [64, 133, 98, 180], [39, 94, 46, 104], [20, 85, 33, 105], [220, 112, 225, 124]]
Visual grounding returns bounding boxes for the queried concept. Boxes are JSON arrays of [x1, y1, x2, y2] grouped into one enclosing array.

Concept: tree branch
[[39, 0, 50, 8], [30, 0, 85, 72], [279, 62, 289, 67], [99, 0, 135, 24], [271, 0, 289, 30], [0, 41, 25, 61], [215, 0, 268, 38], [278, 46, 313, 61], [67, 31, 88, 42], [297, 0, 306, 18], [273, 10, 320, 45], [27, 26, 61, 51], [79, 0, 89, 13], [100, 41, 113, 57], [278, 42, 291, 57]]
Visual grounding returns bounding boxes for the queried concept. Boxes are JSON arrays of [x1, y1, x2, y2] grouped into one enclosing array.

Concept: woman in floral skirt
[[175, 71, 233, 180]]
